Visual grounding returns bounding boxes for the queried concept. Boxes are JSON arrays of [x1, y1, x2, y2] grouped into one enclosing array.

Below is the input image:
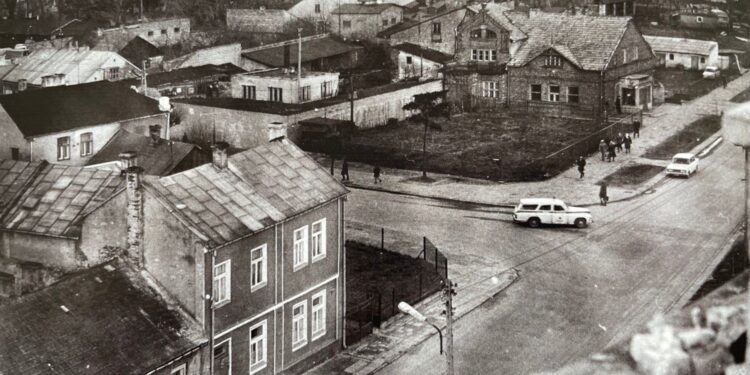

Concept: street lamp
[[721, 102, 750, 372], [398, 302, 444, 354]]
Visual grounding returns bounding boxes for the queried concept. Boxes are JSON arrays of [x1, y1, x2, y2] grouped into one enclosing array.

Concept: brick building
[[232, 70, 340, 104], [331, 3, 404, 39]]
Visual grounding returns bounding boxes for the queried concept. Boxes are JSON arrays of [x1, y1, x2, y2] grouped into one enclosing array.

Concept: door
[[537, 205, 553, 224], [552, 205, 567, 225], [691, 55, 700, 70]]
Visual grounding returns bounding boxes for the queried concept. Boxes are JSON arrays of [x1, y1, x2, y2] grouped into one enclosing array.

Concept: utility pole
[[444, 280, 456, 375]]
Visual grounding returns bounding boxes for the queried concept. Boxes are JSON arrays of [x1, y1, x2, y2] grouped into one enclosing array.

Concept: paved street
[[344, 139, 744, 374]]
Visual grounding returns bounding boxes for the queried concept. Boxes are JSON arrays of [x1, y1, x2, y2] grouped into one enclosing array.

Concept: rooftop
[[244, 69, 338, 79], [393, 43, 454, 63], [144, 140, 348, 247], [332, 3, 402, 14], [644, 35, 717, 56], [124, 63, 246, 87], [241, 36, 363, 68], [86, 129, 199, 176], [0, 81, 163, 138], [230, 0, 304, 11], [0, 260, 205, 375], [119, 36, 163, 67]]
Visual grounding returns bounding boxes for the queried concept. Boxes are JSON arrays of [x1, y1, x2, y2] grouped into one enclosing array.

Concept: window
[[544, 54, 562, 67], [269, 87, 283, 102], [669, 53, 675, 60], [470, 49, 496, 61], [383, 19, 388, 27], [530, 84, 542, 101], [470, 28, 497, 39], [633, 47, 638, 60], [213, 339, 231, 375], [481, 81, 500, 98], [315, 3, 321, 13], [700, 56, 706, 64], [539, 205, 551, 211], [622, 49, 628, 64], [188, 87, 195, 94], [17, 79, 26, 91], [697, 16, 704, 23], [567, 86, 579, 103], [431, 22, 441, 42], [321, 81, 335, 98], [249, 320, 267, 373], [106, 67, 120, 80], [292, 301, 307, 350], [161, 29, 168, 35], [311, 290, 326, 340], [311, 219, 326, 261], [243, 85, 256, 100], [406, 56, 413, 64], [80, 132, 93, 156], [293, 226, 309, 270], [170, 364, 187, 375], [549, 85, 560, 102], [553, 205, 565, 211], [174, 27, 180, 33], [10, 148, 18, 161], [147, 30, 154, 36], [343, 20, 351, 29], [250, 245, 267, 290], [299, 85, 311, 102], [213, 260, 231, 304], [391, 17, 396, 24], [57, 136, 70, 160], [520, 204, 537, 210]]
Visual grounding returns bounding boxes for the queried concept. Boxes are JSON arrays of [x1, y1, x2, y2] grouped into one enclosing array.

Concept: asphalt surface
[[345, 140, 745, 374]]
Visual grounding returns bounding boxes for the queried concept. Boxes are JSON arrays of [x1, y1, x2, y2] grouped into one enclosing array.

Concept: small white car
[[512, 198, 593, 229], [666, 153, 699, 177], [703, 66, 720, 79]]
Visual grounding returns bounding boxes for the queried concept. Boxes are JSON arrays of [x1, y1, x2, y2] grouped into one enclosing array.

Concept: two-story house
[[332, 3, 404, 39], [232, 70, 340, 104], [0, 81, 167, 163]]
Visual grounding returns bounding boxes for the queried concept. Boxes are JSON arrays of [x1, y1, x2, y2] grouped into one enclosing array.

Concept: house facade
[[392, 43, 452, 80], [380, 6, 471, 55], [332, 4, 404, 39], [645, 35, 719, 70], [231, 70, 340, 104], [94, 18, 191, 51], [228, 0, 361, 34]]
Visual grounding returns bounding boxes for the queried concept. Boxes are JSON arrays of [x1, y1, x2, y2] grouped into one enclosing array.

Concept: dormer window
[[470, 27, 497, 39], [544, 52, 562, 67]]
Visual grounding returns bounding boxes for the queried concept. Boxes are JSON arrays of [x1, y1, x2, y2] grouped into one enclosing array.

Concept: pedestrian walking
[[624, 134, 632, 154], [615, 96, 622, 115], [341, 159, 349, 181], [615, 133, 624, 152], [608, 141, 617, 162], [632, 120, 641, 138], [723, 75, 728, 89], [576, 156, 586, 178], [373, 165, 382, 184], [598, 139, 607, 161], [599, 183, 609, 206]]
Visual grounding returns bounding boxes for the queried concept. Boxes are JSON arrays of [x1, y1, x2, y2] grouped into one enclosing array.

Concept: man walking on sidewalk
[[633, 120, 641, 138], [576, 156, 586, 178], [599, 183, 609, 206], [599, 139, 607, 161], [608, 141, 617, 162], [373, 165, 382, 184], [624, 134, 632, 154], [341, 159, 350, 181], [615, 133, 624, 152]]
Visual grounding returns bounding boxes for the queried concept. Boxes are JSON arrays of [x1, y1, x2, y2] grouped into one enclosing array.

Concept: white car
[[512, 198, 593, 229], [666, 153, 699, 177], [703, 66, 720, 79]]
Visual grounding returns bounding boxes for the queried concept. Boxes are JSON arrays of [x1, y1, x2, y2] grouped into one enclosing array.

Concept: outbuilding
[[644, 35, 719, 70]]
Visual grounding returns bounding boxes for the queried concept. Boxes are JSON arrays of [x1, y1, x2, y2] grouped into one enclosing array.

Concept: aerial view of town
[[1, 0, 750, 374]]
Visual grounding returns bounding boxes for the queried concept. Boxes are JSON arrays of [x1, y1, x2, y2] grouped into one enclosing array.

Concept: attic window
[[544, 53, 562, 67]]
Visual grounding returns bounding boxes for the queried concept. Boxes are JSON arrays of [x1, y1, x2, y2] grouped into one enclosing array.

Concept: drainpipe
[[208, 248, 215, 375], [28, 139, 33, 161]]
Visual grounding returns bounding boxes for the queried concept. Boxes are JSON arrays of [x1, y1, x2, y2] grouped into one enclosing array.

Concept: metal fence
[[419, 237, 448, 282]]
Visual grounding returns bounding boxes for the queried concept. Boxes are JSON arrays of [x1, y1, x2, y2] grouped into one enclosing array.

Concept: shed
[[644, 35, 719, 70]]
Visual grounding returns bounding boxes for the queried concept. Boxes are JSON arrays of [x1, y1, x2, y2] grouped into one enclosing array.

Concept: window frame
[[622, 49, 628, 64], [250, 244, 267, 291], [292, 300, 308, 351], [161, 28, 168, 35], [382, 18, 388, 27], [174, 27, 180, 33], [293, 225, 309, 271], [170, 364, 187, 375], [249, 320, 268, 374], [213, 260, 231, 305], [311, 219, 327, 262], [213, 338, 232, 375], [269, 87, 283, 102], [530, 84, 542, 101], [243, 85, 256, 100], [544, 53, 562, 67], [548, 85, 561, 102], [299, 85, 311, 102], [567, 86, 579, 103], [314, 3, 321, 13], [80, 132, 93, 156], [669, 53, 675, 61], [311, 290, 327, 340], [406, 55, 412, 64], [57, 136, 70, 161], [343, 20, 351, 29], [481, 81, 500, 98], [470, 49, 496, 62]]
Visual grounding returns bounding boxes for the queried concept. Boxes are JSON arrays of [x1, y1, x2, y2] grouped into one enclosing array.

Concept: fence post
[[445, 259, 448, 280]]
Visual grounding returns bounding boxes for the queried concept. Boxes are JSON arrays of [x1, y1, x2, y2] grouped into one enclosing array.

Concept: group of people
[[340, 160, 382, 184]]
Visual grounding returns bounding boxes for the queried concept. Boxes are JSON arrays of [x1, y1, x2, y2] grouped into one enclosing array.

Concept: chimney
[[149, 124, 162, 146], [125, 166, 144, 268], [211, 142, 230, 169], [268, 122, 287, 142], [119, 151, 137, 169]]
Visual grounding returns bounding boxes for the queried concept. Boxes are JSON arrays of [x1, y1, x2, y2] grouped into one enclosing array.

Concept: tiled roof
[[241, 37, 363, 68], [644, 35, 717, 56], [86, 129, 199, 176], [0, 81, 163, 138], [145, 140, 347, 246], [393, 43, 453, 63], [332, 3, 401, 14], [0, 160, 45, 217], [119, 36, 163, 67], [0, 161, 122, 238], [0, 260, 205, 375]]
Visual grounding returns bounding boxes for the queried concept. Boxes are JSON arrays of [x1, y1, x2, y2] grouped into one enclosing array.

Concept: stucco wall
[[0, 105, 30, 160], [120, 113, 170, 138], [79, 191, 128, 264], [388, 8, 468, 55], [656, 49, 719, 70], [334, 6, 403, 39], [95, 18, 191, 50], [396, 51, 443, 80], [1, 232, 79, 271], [231, 72, 339, 104], [31, 123, 120, 165]]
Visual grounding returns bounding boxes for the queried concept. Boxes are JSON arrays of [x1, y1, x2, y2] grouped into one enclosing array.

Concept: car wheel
[[528, 217, 541, 228], [574, 218, 587, 228]]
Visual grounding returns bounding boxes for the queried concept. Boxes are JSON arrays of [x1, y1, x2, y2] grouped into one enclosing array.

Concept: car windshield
[[706, 67, 717, 72], [672, 158, 690, 164]]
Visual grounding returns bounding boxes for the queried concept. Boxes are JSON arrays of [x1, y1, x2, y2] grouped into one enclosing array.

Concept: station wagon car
[[512, 198, 592, 228], [666, 153, 699, 177]]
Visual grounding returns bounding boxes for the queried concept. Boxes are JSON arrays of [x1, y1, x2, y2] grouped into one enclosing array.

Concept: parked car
[[703, 66, 720, 79], [512, 198, 592, 228], [666, 153, 699, 177]]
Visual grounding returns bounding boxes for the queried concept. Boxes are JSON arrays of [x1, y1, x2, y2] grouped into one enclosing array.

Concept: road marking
[[699, 137, 723, 157]]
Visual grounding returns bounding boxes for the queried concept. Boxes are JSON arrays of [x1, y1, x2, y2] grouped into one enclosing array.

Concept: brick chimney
[[211, 142, 230, 169], [125, 166, 144, 268], [119, 151, 137, 170], [268, 122, 287, 142], [149, 124, 162, 146]]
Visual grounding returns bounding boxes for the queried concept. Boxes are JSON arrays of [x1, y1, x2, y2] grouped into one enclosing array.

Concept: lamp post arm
[[427, 321, 444, 355]]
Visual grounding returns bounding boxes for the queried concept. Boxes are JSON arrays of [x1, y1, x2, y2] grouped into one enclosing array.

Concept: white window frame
[[549, 85, 561, 102], [299, 85, 311, 102], [292, 300, 308, 351], [80, 132, 93, 157], [269, 87, 283, 102], [170, 364, 186, 375], [250, 244, 267, 291], [697, 16, 704, 23], [633, 46, 639, 60], [311, 290, 327, 340], [249, 320, 268, 374], [471, 49, 496, 62], [243, 85, 256, 100], [311, 219, 327, 262], [669, 53, 675, 60], [567, 86, 579, 103], [293, 226, 309, 271], [57, 136, 70, 161], [314, 3, 321, 13], [213, 260, 231, 305], [622, 49, 628, 64], [481, 81, 499, 98]]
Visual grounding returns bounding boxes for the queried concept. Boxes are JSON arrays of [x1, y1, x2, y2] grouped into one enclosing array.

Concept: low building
[[0, 81, 166, 163], [393, 42, 452, 80], [232, 70, 340, 104], [645, 35, 719, 70], [163, 43, 242, 71], [118, 36, 165, 72], [331, 3, 404, 39], [124, 63, 246, 99], [0, 47, 140, 94], [94, 18, 191, 51], [378, 6, 471, 56], [241, 34, 363, 71]]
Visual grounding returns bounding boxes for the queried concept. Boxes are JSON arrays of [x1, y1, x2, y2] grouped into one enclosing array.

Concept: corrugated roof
[[86, 129, 199, 176], [2, 48, 137, 86], [332, 3, 401, 14], [0, 161, 123, 238], [241, 36, 362, 68], [393, 43, 453, 63], [644, 35, 717, 56], [0, 260, 205, 375], [0, 81, 163, 138], [146, 140, 348, 246]]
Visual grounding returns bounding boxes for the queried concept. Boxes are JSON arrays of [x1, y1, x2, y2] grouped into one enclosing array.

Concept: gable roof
[[241, 36, 363, 68], [0, 81, 163, 138], [644, 35, 717, 56], [393, 43, 453, 63], [332, 3, 401, 14], [145, 140, 348, 247], [0, 160, 122, 238], [119, 36, 164, 67], [0, 260, 205, 375], [2, 48, 138, 86], [86, 129, 199, 176]]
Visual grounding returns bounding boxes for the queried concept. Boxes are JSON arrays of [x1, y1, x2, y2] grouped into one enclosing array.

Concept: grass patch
[[598, 164, 664, 187], [643, 115, 720, 160]]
